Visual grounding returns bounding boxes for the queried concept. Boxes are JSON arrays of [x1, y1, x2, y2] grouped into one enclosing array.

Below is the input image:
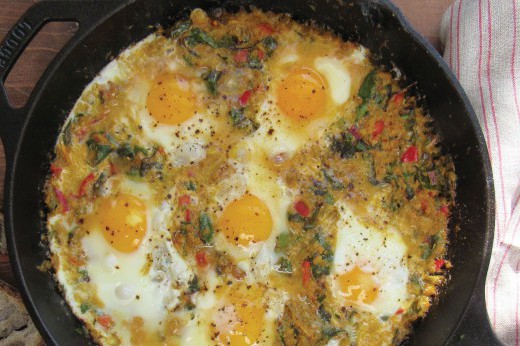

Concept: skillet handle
[[0, 0, 126, 164]]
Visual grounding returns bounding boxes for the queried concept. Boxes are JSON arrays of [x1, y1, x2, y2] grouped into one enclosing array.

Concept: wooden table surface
[[0, 0, 453, 288]]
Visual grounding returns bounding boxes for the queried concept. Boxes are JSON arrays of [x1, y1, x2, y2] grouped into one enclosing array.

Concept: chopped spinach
[[86, 136, 112, 166], [188, 275, 200, 293], [185, 181, 197, 191], [80, 303, 90, 313], [247, 56, 263, 69], [183, 55, 194, 66], [262, 36, 278, 55], [355, 101, 369, 121], [185, 28, 220, 48], [116, 143, 136, 160], [93, 172, 108, 194], [203, 69, 223, 95], [198, 212, 214, 244], [276, 257, 293, 273], [318, 304, 331, 322], [405, 185, 415, 200], [421, 234, 441, 259], [170, 20, 192, 38], [322, 168, 344, 189], [139, 159, 163, 177], [322, 327, 343, 338], [310, 261, 330, 278], [358, 70, 376, 100], [229, 108, 258, 131], [275, 232, 290, 252], [331, 132, 370, 159]]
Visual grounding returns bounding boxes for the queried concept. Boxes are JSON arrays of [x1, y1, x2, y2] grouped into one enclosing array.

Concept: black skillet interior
[[0, 0, 496, 345]]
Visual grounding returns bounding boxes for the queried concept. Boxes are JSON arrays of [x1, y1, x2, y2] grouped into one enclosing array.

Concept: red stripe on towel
[[456, 0, 463, 78]]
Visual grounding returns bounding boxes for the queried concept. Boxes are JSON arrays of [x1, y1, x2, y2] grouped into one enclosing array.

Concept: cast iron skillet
[[0, 0, 498, 345]]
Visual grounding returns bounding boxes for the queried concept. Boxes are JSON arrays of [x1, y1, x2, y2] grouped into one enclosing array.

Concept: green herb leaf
[[275, 232, 290, 252], [116, 143, 135, 160], [185, 28, 219, 48], [355, 101, 369, 121], [359, 70, 376, 100], [229, 108, 259, 131], [324, 192, 335, 205], [318, 304, 331, 322], [170, 20, 192, 38], [183, 55, 194, 66], [276, 257, 293, 273], [331, 132, 371, 159], [198, 212, 214, 244], [203, 70, 223, 95], [185, 181, 197, 191], [322, 327, 343, 338], [80, 303, 90, 313], [247, 56, 263, 70], [262, 36, 278, 55], [310, 261, 330, 278], [322, 168, 344, 189], [188, 275, 200, 293]]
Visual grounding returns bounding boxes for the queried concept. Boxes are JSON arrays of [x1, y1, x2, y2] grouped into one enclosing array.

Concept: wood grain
[[0, 0, 453, 287]]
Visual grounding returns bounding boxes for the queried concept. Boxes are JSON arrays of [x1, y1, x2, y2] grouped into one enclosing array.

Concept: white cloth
[[441, 1, 520, 344]]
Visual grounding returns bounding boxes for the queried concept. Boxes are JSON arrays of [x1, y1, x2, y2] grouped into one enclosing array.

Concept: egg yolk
[[146, 75, 197, 125], [277, 67, 327, 121], [216, 297, 265, 346], [337, 266, 379, 304], [218, 194, 272, 246], [87, 194, 147, 253]]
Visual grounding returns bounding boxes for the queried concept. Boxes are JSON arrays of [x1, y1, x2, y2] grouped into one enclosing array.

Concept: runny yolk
[[337, 266, 379, 305], [277, 67, 327, 121], [87, 194, 147, 253], [146, 75, 197, 125], [216, 297, 265, 345], [218, 194, 272, 246]]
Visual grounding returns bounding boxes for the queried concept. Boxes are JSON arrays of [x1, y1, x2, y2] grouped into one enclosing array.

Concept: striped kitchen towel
[[441, 0, 520, 344]]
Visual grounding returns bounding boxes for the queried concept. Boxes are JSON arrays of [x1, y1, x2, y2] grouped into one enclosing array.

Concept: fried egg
[[329, 202, 409, 318], [80, 179, 193, 343], [211, 157, 293, 282], [247, 45, 367, 164], [181, 280, 286, 345]]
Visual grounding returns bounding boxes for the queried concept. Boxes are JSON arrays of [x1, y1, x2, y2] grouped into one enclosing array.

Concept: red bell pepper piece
[[78, 173, 95, 197], [401, 145, 418, 163], [50, 164, 62, 177], [234, 49, 249, 63], [97, 315, 113, 329], [372, 120, 385, 139], [239, 90, 253, 106], [294, 200, 310, 217], [196, 251, 209, 268], [302, 260, 312, 286], [392, 92, 404, 105], [435, 259, 446, 271], [257, 22, 275, 35], [54, 187, 69, 213], [178, 194, 191, 207]]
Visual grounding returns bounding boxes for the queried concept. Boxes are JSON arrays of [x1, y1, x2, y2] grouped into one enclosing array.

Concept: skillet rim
[[0, 0, 496, 344]]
